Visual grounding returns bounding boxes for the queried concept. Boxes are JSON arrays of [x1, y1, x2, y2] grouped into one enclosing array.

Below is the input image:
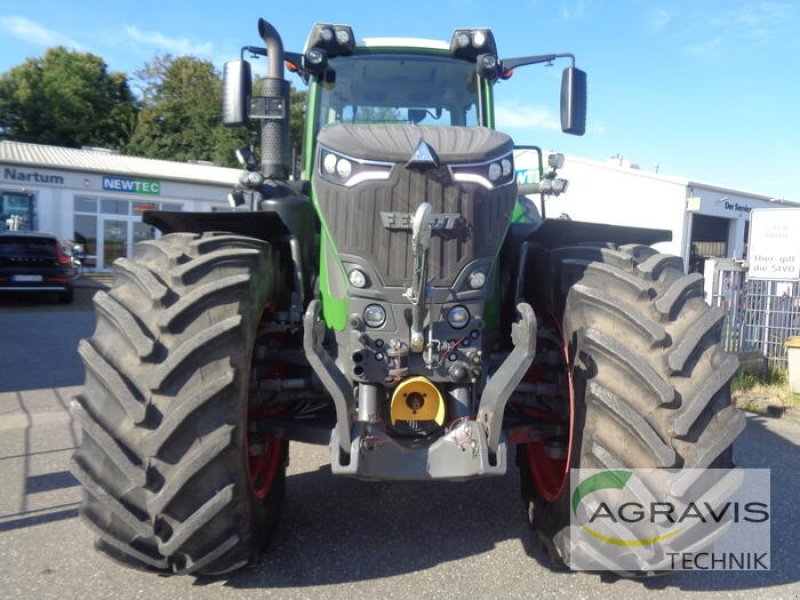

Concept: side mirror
[[560, 67, 587, 136], [222, 60, 252, 127]]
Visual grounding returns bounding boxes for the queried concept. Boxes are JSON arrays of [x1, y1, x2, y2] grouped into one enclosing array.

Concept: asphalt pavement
[[0, 291, 798, 600]]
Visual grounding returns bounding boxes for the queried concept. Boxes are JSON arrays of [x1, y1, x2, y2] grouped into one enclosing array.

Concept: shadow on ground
[[212, 416, 799, 594]]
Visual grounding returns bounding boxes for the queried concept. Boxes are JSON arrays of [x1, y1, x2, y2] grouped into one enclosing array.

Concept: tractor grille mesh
[[315, 167, 516, 287]]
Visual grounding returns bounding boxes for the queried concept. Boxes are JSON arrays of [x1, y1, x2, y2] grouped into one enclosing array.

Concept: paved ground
[[0, 290, 799, 599]]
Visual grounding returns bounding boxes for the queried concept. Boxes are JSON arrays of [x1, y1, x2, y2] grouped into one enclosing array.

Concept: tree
[[0, 47, 136, 148], [127, 54, 308, 169], [289, 86, 308, 169], [127, 55, 253, 167]]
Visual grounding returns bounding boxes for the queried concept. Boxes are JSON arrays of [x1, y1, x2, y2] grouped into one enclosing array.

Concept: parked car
[[0, 232, 75, 303]]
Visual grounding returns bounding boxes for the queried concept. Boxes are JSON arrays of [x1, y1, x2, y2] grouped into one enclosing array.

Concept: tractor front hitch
[[477, 303, 538, 455], [303, 299, 354, 462]]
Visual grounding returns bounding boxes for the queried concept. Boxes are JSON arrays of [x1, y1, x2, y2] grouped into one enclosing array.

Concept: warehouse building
[[515, 150, 798, 273], [0, 141, 238, 270]]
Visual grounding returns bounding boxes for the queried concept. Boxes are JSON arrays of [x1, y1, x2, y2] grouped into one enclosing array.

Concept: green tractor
[[71, 18, 744, 575]]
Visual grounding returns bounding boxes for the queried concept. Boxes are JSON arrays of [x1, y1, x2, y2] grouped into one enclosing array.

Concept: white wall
[[515, 151, 688, 257], [513, 151, 794, 264]]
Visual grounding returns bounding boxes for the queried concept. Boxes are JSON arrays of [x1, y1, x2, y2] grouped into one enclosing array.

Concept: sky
[[1, 0, 798, 201]]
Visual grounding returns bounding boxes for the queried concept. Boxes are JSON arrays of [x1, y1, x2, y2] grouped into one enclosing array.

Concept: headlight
[[336, 158, 352, 179], [447, 305, 470, 329], [323, 152, 338, 175], [318, 146, 393, 187], [246, 171, 264, 186], [449, 28, 497, 60], [469, 271, 486, 289], [451, 151, 514, 190], [349, 269, 367, 288], [548, 153, 565, 170], [335, 29, 351, 45], [364, 304, 386, 328]]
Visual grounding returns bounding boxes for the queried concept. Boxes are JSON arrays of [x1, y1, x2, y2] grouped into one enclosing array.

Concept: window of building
[[74, 197, 97, 213], [1, 191, 35, 231], [100, 199, 130, 215], [73, 213, 98, 265], [690, 214, 732, 274]]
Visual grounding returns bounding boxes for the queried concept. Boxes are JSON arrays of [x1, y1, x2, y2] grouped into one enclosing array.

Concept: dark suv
[[0, 232, 75, 303]]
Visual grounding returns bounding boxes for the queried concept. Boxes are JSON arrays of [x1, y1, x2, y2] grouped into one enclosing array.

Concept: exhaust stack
[[257, 18, 291, 180]]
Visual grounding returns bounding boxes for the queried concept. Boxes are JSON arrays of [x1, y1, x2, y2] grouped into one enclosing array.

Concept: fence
[[715, 277, 800, 367]]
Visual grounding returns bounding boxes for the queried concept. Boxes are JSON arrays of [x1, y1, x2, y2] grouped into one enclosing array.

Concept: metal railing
[[715, 278, 800, 366]]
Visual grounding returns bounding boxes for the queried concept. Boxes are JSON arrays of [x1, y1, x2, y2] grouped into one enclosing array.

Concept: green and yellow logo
[[572, 470, 684, 547]]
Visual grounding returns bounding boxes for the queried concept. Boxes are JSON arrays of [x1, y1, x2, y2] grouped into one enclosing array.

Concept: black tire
[[59, 288, 74, 304], [71, 232, 289, 575], [518, 244, 745, 573]]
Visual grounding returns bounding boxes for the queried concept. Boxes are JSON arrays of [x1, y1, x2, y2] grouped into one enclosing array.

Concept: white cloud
[[717, 1, 795, 41], [589, 122, 607, 136], [495, 103, 561, 131], [683, 36, 724, 57], [681, 2, 797, 55], [561, 0, 590, 20], [648, 9, 673, 32], [0, 16, 84, 50], [123, 25, 213, 56]]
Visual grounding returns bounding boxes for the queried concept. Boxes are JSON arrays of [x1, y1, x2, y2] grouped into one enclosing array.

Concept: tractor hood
[[317, 124, 513, 164]]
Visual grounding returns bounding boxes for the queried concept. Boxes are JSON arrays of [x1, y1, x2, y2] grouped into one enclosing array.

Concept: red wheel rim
[[523, 310, 575, 502], [245, 305, 284, 500], [246, 430, 282, 499]]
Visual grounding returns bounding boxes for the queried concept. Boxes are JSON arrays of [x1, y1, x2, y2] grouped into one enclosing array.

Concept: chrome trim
[[344, 170, 392, 187], [318, 145, 395, 168], [452, 172, 493, 189]]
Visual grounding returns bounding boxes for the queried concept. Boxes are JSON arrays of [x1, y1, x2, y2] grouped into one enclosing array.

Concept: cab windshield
[[315, 52, 481, 130]]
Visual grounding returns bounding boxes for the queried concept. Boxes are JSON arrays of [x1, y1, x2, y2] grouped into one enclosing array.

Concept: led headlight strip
[[318, 146, 394, 187], [450, 151, 514, 190]]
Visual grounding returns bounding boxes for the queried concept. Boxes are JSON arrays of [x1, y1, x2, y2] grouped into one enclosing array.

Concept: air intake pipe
[[258, 18, 291, 180]]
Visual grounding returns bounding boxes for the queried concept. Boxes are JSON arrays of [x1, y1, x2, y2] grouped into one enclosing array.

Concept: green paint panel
[[318, 232, 349, 331], [309, 178, 349, 331], [482, 258, 501, 330]]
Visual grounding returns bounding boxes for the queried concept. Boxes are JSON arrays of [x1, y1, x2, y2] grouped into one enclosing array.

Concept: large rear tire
[[71, 232, 289, 575], [518, 244, 745, 573]]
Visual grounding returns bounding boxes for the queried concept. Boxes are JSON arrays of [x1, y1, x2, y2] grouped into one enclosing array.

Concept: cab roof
[[358, 38, 450, 51]]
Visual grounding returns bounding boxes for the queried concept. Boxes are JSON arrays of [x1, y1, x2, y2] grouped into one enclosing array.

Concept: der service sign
[[748, 208, 800, 280]]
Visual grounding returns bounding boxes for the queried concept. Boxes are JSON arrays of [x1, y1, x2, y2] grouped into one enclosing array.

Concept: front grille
[[315, 166, 516, 287]]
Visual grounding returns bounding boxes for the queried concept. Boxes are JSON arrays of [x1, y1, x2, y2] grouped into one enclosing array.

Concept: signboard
[[515, 168, 540, 185], [3, 167, 64, 185], [102, 176, 160, 195], [748, 208, 800, 280]]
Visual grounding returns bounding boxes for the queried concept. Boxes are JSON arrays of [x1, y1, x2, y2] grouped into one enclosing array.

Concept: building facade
[[0, 141, 239, 270], [515, 150, 798, 273]]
